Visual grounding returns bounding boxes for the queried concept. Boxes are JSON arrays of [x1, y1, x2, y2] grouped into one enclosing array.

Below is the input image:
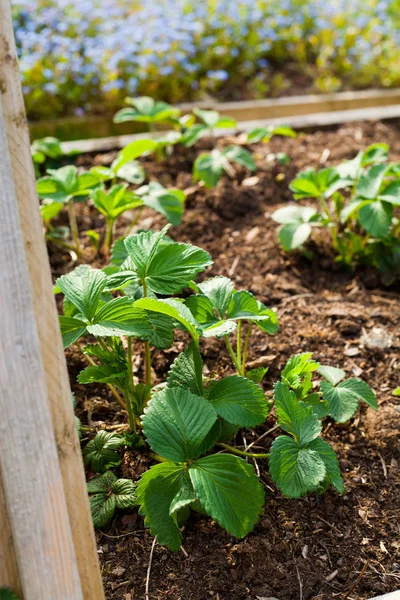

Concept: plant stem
[[103, 217, 114, 254], [80, 345, 127, 411], [236, 320, 242, 372], [67, 198, 81, 257], [217, 443, 270, 459], [224, 335, 242, 374], [142, 279, 152, 386], [126, 336, 137, 433], [125, 206, 144, 237], [241, 322, 252, 376]]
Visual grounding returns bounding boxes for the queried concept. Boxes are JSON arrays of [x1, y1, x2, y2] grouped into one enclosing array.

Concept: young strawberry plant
[[58, 229, 212, 430], [193, 145, 256, 188], [271, 143, 400, 275], [87, 471, 137, 529], [113, 96, 180, 131], [37, 165, 100, 255], [31, 136, 79, 176], [184, 276, 278, 377], [247, 125, 296, 143], [181, 108, 236, 147]]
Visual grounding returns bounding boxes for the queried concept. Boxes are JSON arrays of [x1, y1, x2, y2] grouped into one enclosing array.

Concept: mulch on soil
[[52, 119, 400, 600]]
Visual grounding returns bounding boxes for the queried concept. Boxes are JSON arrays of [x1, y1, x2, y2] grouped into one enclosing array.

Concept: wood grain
[[0, 97, 83, 598], [0, 475, 20, 596], [0, 1, 104, 597]]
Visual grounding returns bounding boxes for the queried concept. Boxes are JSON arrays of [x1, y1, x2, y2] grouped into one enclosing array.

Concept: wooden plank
[[61, 103, 400, 155], [0, 476, 20, 596], [0, 96, 83, 598], [0, 2, 105, 598], [30, 87, 400, 141]]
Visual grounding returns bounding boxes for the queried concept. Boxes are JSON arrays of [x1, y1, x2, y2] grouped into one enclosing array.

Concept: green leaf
[[318, 365, 346, 386], [89, 493, 116, 529], [269, 436, 326, 498], [208, 375, 268, 427], [40, 199, 64, 224], [112, 478, 138, 509], [147, 312, 175, 349], [393, 387, 400, 397], [167, 341, 204, 395], [201, 319, 237, 338], [59, 315, 87, 348], [124, 227, 212, 295], [87, 297, 152, 339], [87, 470, 117, 493], [83, 431, 123, 473], [340, 199, 371, 223], [361, 143, 389, 166], [271, 205, 318, 225], [137, 182, 185, 225], [111, 139, 157, 172], [135, 298, 200, 342], [302, 393, 330, 419], [246, 367, 268, 384], [193, 108, 222, 129], [189, 454, 264, 538], [185, 294, 217, 326], [356, 164, 388, 199], [142, 387, 217, 462], [77, 364, 126, 385], [181, 123, 208, 147], [91, 184, 142, 219], [320, 378, 377, 423], [274, 382, 322, 445], [114, 96, 179, 124], [56, 265, 107, 321], [37, 176, 68, 202], [117, 160, 146, 185], [308, 438, 344, 493], [137, 462, 185, 551], [248, 125, 296, 143], [223, 146, 256, 171], [198, 276, 235, 317], [358, 200, 393, 238], [278, 222, 312, 251], [193, 150, 229, 188], [379, 180, 400, 206], [281, 353, 319, 388], [337, 378, 377, 409], [169, 473, 198, 521]]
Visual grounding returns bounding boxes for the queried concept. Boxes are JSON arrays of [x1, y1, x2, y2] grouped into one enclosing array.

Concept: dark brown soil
[[52, 119, 400, 600]]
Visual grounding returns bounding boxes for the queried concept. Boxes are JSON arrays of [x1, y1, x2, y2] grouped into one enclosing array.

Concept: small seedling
[[88, 471, 137, 528], [37, 165, 99, 255], [185, 275, 278, 375], [272, 143, 400, 273], [247, 125, 296, 143], [182, 108, 236, 147], [113, 96, 180, 131], [83, 431, 124, 473], [193, 146, 256, 188], [31, 136, 79, 176]]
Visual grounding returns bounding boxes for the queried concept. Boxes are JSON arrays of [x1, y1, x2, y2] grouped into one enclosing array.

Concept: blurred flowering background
[[12, 0, 400, 122]]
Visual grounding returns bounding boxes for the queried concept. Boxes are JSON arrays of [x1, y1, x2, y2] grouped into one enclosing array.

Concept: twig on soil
[[181, 546, 189, 559], [314, 515, 343, 537], [100, 530, 146, 539], [145, 537, 157, 600], [245, 424, 279, 451], [344, 559, 370, 599], [376, 451, 388, 479], [296, 564, 303, 600], [228, 256, 240, 277]]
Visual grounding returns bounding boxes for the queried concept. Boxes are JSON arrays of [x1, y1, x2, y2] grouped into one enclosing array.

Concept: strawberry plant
[[247, 125, 296, 143], [181, 108, 236, 147], [31, 136, 80, 176], [184, 276, 278, 376], [88, 471, 137, 529], [271, 143, 400, 275], [113, 96, 180, 131], [37, 165, 100, 255], [193, 146, 256, 188]]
